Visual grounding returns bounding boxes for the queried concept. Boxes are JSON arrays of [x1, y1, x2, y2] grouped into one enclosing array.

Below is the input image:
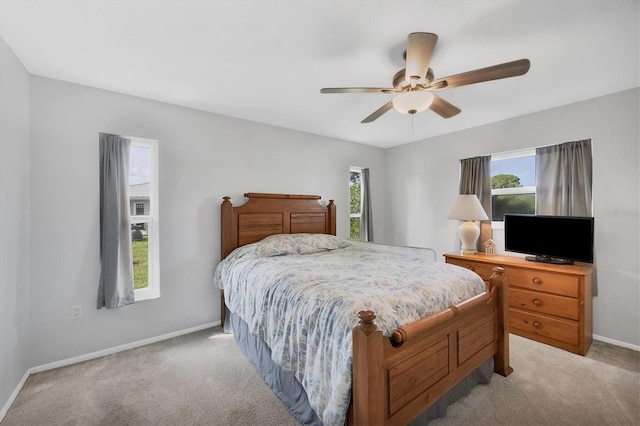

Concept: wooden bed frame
[[220, 193, 511, 425]]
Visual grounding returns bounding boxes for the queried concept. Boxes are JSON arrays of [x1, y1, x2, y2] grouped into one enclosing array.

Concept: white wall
[[0, 38, 31, 414], [384, 88, 640, 347], [28, 76, 387, 366]]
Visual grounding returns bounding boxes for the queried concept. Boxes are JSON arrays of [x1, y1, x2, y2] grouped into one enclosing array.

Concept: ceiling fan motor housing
[[393, 68, 435, 91]]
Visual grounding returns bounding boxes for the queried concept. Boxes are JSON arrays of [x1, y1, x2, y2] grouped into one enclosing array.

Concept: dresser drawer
[[504, 267, 580, 298], [446, 258, 496, 281], [509, 308, 579, 346], [510, 288, 580, 320]]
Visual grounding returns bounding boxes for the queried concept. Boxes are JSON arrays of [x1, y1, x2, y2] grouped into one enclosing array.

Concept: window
[[491, 149, 536, 226], [349, 167, 363, 240], [129, 139, 160, 301]]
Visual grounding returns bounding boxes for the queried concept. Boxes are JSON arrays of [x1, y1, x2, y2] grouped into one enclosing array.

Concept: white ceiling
[[1, 0, 638, 148]]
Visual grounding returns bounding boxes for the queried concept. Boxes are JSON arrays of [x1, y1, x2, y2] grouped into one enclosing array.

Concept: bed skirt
[[227, 308, 494, 425]]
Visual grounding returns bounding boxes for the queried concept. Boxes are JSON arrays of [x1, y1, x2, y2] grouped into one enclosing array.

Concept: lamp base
[[458, 221, 480, 255]]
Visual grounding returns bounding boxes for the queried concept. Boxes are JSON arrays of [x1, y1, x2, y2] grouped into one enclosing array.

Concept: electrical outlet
[[71, 305, 82, 319]]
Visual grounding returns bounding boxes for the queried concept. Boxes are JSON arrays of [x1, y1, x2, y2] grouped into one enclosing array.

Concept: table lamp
[[447, 194, 489, 255]]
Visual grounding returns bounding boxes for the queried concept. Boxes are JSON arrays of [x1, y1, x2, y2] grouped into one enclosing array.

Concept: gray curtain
[[359, 168, 374, 242], [536, 140, 593, 216], [98, 133, 135, 309], [459, 156, 492, 252], [536, 139, 596, 295]]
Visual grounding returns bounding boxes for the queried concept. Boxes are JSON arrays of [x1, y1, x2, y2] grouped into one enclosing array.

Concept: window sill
[[135, 287, 160, 302]]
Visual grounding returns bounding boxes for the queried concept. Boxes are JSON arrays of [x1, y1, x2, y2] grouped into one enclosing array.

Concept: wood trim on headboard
[[243, 192, 322, 200], [221, 193, 336, 259]]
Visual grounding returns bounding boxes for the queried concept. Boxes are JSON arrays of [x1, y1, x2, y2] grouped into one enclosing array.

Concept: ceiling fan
[[320, 32, 530, 123]]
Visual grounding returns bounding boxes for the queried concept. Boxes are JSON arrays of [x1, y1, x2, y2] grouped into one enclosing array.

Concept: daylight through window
[[349, 167, 363, 240], [491, 149, 536, 224], [129, 139, 160, 300]]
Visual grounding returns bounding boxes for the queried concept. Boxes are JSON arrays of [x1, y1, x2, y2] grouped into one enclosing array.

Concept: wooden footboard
[[351, 267, 511, 425]]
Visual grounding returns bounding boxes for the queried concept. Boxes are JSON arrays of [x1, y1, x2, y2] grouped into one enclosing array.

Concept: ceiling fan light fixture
[[393, 91, 434, 115]]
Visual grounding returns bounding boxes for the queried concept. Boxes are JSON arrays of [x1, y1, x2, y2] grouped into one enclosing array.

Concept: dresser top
[[444, 252, 593, 276]]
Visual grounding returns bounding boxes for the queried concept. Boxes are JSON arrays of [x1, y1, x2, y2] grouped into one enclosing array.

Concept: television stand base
[[525, 255, 574, 265]]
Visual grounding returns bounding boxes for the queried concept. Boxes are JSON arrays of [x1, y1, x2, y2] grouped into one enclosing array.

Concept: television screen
[[504, 214, 594, 264]]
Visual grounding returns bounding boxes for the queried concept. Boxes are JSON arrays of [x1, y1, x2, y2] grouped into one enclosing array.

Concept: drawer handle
[[532, 321, 542, 329], [532, 276, 543, 285], [532, 298, 543, 307]]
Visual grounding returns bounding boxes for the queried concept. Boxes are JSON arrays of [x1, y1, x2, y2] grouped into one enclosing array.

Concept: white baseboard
[[0, 369, 30, 422], [593, 334, 640, 351], [0, 321, 219, 422], [31, 321, 219, 373]]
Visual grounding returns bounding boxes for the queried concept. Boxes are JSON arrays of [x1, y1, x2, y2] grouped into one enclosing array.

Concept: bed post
[[221, 196, 235, 258], [327, 199, 336, 235], [352, 310, 386, 425], [220, 196, 235, 329], [490, 267, 513, 377]]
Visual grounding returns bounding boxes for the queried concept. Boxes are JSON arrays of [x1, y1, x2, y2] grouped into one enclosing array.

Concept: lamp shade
[[447, 194, 489, 221], [393, 91, 434, 115]]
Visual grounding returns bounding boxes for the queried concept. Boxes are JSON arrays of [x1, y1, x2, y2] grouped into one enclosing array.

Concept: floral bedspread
[[214, 234, 486, 425]]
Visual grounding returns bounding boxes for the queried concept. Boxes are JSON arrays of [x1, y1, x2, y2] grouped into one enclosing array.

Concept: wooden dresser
[[444, 253, 593, 355]]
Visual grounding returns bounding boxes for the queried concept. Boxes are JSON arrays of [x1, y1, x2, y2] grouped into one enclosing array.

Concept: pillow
[[253, 233, 350, 257]]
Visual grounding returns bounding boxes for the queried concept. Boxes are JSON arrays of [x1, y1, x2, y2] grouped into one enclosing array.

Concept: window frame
[[490, 148, 536, 229], [130, 138, 160, 301]]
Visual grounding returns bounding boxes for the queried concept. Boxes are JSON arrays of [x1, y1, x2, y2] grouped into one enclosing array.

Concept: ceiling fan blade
[[361, 100, 394, 123], [429, 94, 461, 118], [321, 87, 397, 94], [405, 32, 438, 83], [432, 59, 530, 90]]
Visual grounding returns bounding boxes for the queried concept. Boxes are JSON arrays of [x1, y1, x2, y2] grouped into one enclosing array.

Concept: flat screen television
[[504, 214, 594, 264]]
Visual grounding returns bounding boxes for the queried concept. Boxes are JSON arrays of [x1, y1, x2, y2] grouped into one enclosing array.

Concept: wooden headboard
[[221, 193, 336, 259]]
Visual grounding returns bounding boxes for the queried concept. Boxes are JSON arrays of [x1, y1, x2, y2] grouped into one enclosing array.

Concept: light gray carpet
[[2, 328, 638, 425]]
